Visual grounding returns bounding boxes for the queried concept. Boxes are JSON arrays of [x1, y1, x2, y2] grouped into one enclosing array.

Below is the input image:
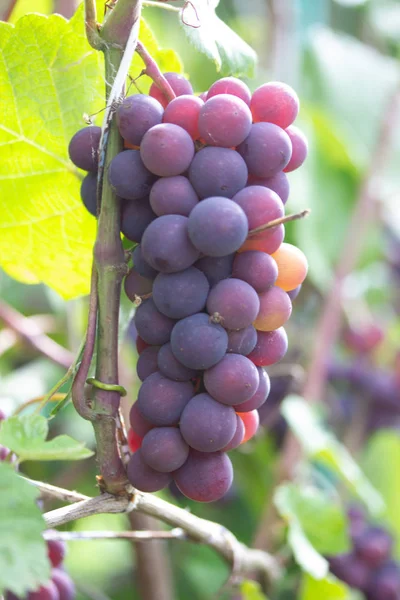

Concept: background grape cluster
[[69, 73, 308, 503]]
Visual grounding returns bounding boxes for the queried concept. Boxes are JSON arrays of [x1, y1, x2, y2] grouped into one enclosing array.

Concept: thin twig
[[0, 0, 17, 21], [23, 477, 88, 504], [12, 394, 66, 416], [248, 209, 310, 237], [143, 1, 180, 10], [44, 528, 185, 541], [84, 0, 103, 49], [135, 41, 176, 103], [0, 302, 73, 369]]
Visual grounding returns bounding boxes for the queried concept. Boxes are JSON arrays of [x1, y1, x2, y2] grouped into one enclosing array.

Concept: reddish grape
[[227, 325, 257, 356], [253, 286, 292, 331], [174, 450, 233, 502], [135, 336, 149, 355], [195, 254, 234, 287], [47, 537, 66, 568], [134, 298, 176, 345], [232, 251, 278, 293], [238, 410, 260, 443], [141, 427, 189, 472], [207, 77, 251, 105], [234, 367, 270, 412], [140, 123, 195, 176], [128, 427, 143, 453], [124, 268, 153, 300], [149, 72, 193, 108], [108, 150, 155, 200], [284, 125, 308, 172], [248, 171, 290, 204], [247, 328, 288, 367], [127, 449, 172, 492], [250, 81, 299, 128], [272, 243, 308, 291], [221, 415, 245, 451], [152, 267, 209, 319], [198, 94, 252, 147], [157, 342, 197, 382], [163, 95, 203, 140], [180, 394, 236, 452], [170, 313, 228, 370], [238, 123, 292, 178], [121, 198, 156, 243], [28, 581, 60, 600], [207, 279, 260, 330], [149, 176, 199, 217], [137, 372, 193, 426], [129, 402, 154, 437], [117, 94, 163, 146], [204, 354, 260, 406], [136, 346, 160, 382], [51, 569, 75, 600], [68, 125, 101, 172], [239, 224, 285, 255], [233, 185, 284, 237], [189, 147, 248, 199]]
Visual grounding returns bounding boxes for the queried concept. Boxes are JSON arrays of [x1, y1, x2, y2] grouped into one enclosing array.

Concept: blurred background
[[1, 0, 400, 598]]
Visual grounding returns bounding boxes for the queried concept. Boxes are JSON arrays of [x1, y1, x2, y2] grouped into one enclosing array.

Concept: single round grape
[[128, 427, 142, 453], [195, 254, 234, 287], [238, 123, 292, 178], [136, 336, 149, 355], [204, 354, 259, 406], [248, 171, 290, 204], [121, 198, 156, 243], [174, 450, 233, 503], [207, 77, 251, 105], [116, 94, 163, 146], [149, 72, 193, 108], [207, 279, 260, 330], [80, 172, 97, 216], [238, 410, 260, 443], [367, 562, 400, 600], [233, 185, 284, 238], [132, 245, 158, 280], [180, 394, 236, 452], [284, 125, 308, 172], [354, 526, 393, 568], [239, 224, 285, 255], [141, 427, 189, 472], [140, 123, 195, 177], [149, 176, 199, 217], [141, 215, 200, 273], [227, 325, 257, 356], [27, 581, 60, 600], [157, 342, 197, 381], [170, 313, 228, 370], [221, 415, 245, 451], [47, 538, 66, 568], [163, 95, 203, 140], [153, 267, 209, 319], [189, 147, 248, 199], [136, 346, 160, 382], [232, 251, 278, 293], [127, 449, 172, 492], [272, 243, 308, 291], [108, 150, 155, 200], [137, 372, 193, 426], [129, 402, 154, 437], [336, 555, 370, 591], [124, 268, 153, 301], [198, 94, 252, 147], [254, 286, 292, 331], [68, 125, 101, 172], [251, 82, 299, 128], [188, 197, 248, 257], [287, 284, 301, 301], [235, 367, 270, 412], [134, 298, 176, 345], [52, 569, 76, 600], [247, 328, 288, 367]]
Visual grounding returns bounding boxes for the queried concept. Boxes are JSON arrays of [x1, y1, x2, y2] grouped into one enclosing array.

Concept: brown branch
[[0, 301, 73, 369], [135, 41, 176, 103], [44, 527, 185, 541], [0, 0, 17, 21], [248, 209, 310, 237], [53, 0, 79, 18]]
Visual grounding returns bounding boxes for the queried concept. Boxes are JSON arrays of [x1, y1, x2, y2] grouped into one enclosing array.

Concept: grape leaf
[[300, 573, 361, 600], [240, 580, 269, 600], [0, 463, 50, 596], [0, 414, 94, 461], [179, 0, 257, 76]]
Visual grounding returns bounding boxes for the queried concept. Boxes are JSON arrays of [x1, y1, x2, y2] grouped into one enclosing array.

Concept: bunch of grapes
[[6, 537, 75, 600], [329, 506, 400, 600], [69, 72, 308, 503]]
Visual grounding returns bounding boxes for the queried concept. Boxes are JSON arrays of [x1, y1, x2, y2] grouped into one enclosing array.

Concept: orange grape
[[271, 243, 308, 291], [238, 225, 285, 254], [253, 286, 292, 331], [237, 410, 259, 444]]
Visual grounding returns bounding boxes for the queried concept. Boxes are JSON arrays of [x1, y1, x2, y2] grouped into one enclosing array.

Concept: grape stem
[[135, 41, 176, 102], [247, 208, 311, 237], [84, 0, 104, 50], [44, 528, 186, 541], [0, 0, 17, 20]]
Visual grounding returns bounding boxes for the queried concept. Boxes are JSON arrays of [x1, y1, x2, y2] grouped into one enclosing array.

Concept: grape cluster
[[69, 73, 308, 503], [6, 537, 75, 600], [329, 506, 400, 600]]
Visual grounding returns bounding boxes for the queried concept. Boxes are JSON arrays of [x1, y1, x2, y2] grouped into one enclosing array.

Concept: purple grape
[[329, 554, 370, 591], [152, 267, 209, 319], [174, 450, 233, 502], [141, 427, 189, 472], [189, 147, 248, 199], [238, 123, 292, 178], [284, 125, 308, 172], [28, 581, 60, 600], [132, 245, 158, 280], [234, 367, 270, 412], [232, 251, 278, 292], [0, 410, 6, 421], [187, 197, 248, 257], [140, 123, 195, 176], [108, 150, 155, 200], [124, 268, 153, 301], [367, 562, 400, 600], [247, 328, 288, 367], [137, 372, 193, 426], [157, 342, 197, 381], [141, 215, 200, 273], [354, 526, 393, 567], [68, 125, 101, 172], [233, 185, 284, 235], [221, 415, 245, 451], [129, 402, 154, 437], [149, 176, 199, 216], [150, 72, 193, 108], [194, 254, 234, 287], [117, 94, 164, 146], [204, 354, 260, 406], [136, 346, 160, 382], [287, 284, 301, 301], [207, 278, 260, 330], [134, 298, 176, 345], [198, 94, 252, 147], [127, 449, 172, 492], [80, 172, 97, 216], [248, 171, 290, 204], [170, 313, 228, 370], [52, 569, 76, 600], [180, 393, 236, 452], [227, 325, 257, 356], [0, 446, 10, 460], [121, 198, 156, 243], [47, 537, 66, 568]]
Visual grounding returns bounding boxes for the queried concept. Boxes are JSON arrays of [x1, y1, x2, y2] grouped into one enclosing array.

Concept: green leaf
[[0, 414, 94, 461], [274, 483, 351, 555], [0, 463, 50, 596], [281, 396, 384, 515], [179, 0, 257, 76], [300, 572, 360, 600], [288, 520, 328, 579], [240, 579, 268, 600], [0, 11, 103, 299]]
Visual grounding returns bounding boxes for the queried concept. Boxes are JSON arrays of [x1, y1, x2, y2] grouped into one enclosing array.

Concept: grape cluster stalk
[[69, 73, 309, 503]]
